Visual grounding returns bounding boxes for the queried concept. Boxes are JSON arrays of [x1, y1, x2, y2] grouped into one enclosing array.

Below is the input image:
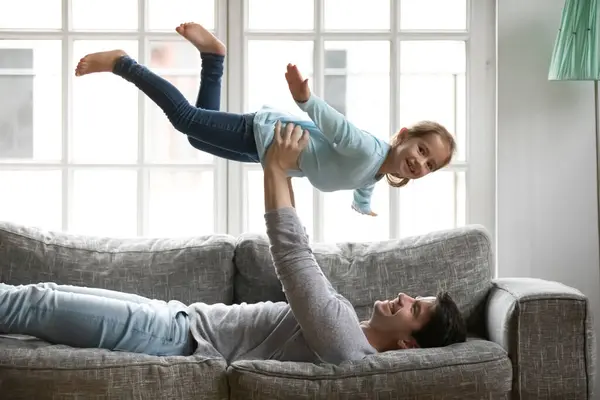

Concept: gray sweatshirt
[[188, 207, 377, 364]]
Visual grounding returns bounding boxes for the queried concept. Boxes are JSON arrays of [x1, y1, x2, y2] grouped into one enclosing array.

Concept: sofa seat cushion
[[0, 335, 228, 400], [228, 338, 512, 400]]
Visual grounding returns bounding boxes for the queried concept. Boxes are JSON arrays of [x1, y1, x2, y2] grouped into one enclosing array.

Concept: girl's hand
[[285, 63, 310, 103], [351, 203, 378, 217]]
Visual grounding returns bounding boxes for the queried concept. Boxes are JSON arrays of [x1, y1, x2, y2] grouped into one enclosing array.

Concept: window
[[236, 0, 493, 242], [0, 0, 494, 243], [0, 0, 225, 237]]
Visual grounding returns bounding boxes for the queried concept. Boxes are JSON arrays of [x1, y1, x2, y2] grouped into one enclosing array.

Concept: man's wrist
[[264, 165, 293, 211], [264, 165, 288, 179]]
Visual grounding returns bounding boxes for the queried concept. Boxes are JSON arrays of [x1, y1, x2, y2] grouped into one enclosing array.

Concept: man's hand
[[265, 120, 309, 173], [264, 121, 309, 212], [285, 64, 310, 103]]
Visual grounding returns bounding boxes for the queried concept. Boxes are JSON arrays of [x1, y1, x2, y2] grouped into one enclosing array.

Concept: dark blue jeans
[[113, 54, 259, 163]]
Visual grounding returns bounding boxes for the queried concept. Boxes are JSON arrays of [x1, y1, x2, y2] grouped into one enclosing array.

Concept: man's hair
[[412, 291, 467, 348]]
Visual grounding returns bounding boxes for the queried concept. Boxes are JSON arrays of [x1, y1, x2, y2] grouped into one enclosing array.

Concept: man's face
[[369, 293, 437, 338]]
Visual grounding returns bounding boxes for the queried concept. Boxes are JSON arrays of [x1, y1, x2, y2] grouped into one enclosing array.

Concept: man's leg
[[0, 283, 194, 356], [26, 282, 156, 304]]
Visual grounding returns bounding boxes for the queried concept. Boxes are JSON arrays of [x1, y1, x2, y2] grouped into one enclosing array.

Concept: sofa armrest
[[486, 277, 596, 399]]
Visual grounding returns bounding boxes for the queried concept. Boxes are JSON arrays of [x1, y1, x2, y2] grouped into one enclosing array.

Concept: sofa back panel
[[234, 225, 493, 330], [0, 221, 237, 305]]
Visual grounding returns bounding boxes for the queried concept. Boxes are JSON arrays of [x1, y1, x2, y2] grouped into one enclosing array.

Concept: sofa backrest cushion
[[0, 221, 236, 305], [234, 225, 493, 332]]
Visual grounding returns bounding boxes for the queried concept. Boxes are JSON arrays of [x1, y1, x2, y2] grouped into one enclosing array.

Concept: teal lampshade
[[549, 0, 600, 80]]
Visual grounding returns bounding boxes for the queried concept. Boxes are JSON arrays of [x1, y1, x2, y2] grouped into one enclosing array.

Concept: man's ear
[[397, 338, 419, 350]]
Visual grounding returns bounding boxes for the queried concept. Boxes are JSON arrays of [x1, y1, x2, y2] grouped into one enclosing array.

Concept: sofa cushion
[[0, 336, 228, 400], [234, 225, 493, 330], [0, 221, 236, 305], [228, 338, 512, 399]]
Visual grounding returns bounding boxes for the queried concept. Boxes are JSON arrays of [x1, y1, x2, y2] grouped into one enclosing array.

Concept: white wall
[[497, 0, 600, 369]]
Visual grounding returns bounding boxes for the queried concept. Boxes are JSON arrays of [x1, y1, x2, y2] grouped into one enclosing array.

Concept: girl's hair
[[385, 121, 456, 188]]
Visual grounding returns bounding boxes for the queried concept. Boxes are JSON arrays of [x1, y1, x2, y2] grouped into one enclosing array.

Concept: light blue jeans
[[0, 282, 195, 356]]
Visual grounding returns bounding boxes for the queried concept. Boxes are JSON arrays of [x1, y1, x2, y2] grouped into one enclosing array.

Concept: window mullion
[[61, 0, 71, 232], [312, 0, 325, 243], [389, 0, 401, 239], [214, 0, 230, 235], [137, 0, 147, 236], [226, 0, 245, 236]]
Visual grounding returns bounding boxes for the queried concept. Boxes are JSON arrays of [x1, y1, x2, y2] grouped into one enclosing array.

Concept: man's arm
[[263, 123, 374, 363], [287, 177, 295, 209], [264, 168, 294, 212]]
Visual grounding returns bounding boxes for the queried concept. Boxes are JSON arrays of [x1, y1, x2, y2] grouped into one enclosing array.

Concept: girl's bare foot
[[75, 50, 127, 76], [175, 22, 226, 56]]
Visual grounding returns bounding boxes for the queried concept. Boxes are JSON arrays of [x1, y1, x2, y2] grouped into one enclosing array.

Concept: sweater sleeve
[[351, 184, 376, 215], [295, 94, 375, 155], [264, 207, 376, 363]]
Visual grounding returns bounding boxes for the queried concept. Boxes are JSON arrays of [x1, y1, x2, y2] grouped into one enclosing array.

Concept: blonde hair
[[385, 121, 456, 188]]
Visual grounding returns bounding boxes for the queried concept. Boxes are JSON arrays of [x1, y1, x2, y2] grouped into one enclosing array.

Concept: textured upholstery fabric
[[0, 221, 236, 305], [229, 338, 512, 400], [234, 225, 493, 331], [0, 221, 595, 399], [0, 221, 235, 400], [0, 336, 228, 400], [487, 277, 597, 399]]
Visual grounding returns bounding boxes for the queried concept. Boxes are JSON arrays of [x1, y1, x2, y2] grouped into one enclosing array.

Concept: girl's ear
[[395, 127, 409, 144]]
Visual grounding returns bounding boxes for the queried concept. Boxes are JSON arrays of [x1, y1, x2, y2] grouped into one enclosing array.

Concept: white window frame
[[0, 0, 495, 247], [0, 0, 230, 236], [225, 0, 496, 245]]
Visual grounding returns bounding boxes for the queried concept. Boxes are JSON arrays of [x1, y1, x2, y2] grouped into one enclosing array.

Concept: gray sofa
[[0, 221, 595, 399]]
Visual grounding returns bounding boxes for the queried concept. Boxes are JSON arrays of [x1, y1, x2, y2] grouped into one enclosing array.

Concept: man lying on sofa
[[0, 122, 467, 364]]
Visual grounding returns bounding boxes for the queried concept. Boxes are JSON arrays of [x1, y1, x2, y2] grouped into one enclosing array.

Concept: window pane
[[146, 41, 212, 163], [400, 0, 467, 30], [324, 41, 390, 140], [0, 170, 61, 230], [248, 0, 313, 30], [324, 0, 390, 30], [147, 170, 214, 236], [398, 170, 464, 238], [247, 41, 313, 116], [323, 185, 389, 243], [246, 170, 314, 237], [72, 40, 139, 163], [0, 40, 62, 161], [149, 40, 201, 71], [70, 170, 137, 237], [399, 41, 466, 161], [71, 0, 138, 31], [0, 0, 61, 29], [148, 0, 215, 31]]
